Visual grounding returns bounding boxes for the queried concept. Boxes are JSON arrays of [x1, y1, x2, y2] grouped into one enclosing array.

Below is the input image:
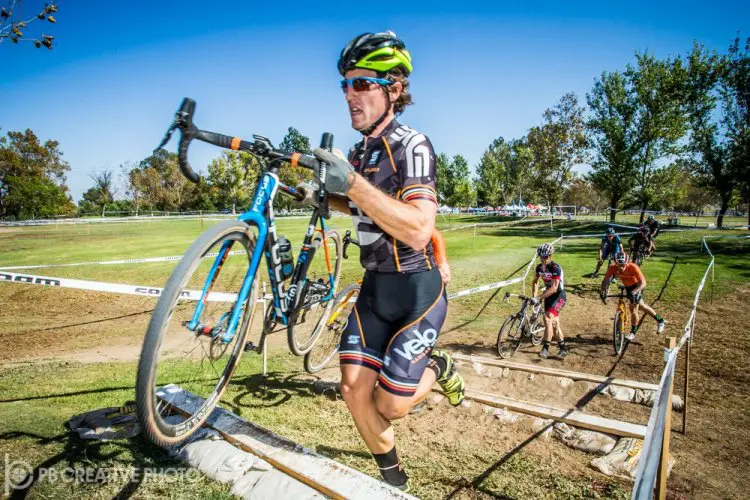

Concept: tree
[[628, 54, 688, 222], [0, 128, 74, 219], [207, 151, 258, 212], [0, 1, 58, 49], [447, 155, 476, 207], [507, 138, 536, 205], [587, 70, 640, 222], [128, 149, 199, 212], [79, 169, 115, 215], [683, 38, 749, 227], [276, 127, 313, 210], [563, 177, 607, 212], [475, 137, 511, 207], [435, 153, 453, 204], [527, 92, 588, 209]]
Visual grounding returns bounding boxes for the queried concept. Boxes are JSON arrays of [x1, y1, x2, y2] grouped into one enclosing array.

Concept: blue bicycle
[[136, 98, 343, 446]]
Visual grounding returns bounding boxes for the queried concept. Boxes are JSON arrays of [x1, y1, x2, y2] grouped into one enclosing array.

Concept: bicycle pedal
[[243, 342, 259, 353]]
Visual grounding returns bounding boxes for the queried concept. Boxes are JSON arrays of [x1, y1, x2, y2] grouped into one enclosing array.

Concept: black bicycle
[[496, 293, 544, 358]]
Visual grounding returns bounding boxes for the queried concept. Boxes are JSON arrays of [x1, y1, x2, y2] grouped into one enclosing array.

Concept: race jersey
[[644, 219, 660, 235], [604, 262, 645, 287], [535, 261, 564, 291], [629, 233, 652, 249], [347, 119, 438, 273], [601, 235, 623, 250]]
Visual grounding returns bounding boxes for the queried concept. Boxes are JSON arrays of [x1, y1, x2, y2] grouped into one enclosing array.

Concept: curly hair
[[385, 68, 413, 115]]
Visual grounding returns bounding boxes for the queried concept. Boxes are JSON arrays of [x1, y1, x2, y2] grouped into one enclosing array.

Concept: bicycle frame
[[186, 170, 336, 343]]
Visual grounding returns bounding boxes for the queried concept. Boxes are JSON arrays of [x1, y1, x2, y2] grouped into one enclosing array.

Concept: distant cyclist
[[532, 243, 569, 359], [599, 252, 667, 341], [643, 214, 660, 239], [592, 228, 623, 276], [628, 226, 655, 259]]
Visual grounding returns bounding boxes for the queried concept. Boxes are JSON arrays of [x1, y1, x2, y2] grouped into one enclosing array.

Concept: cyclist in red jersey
[[599, 252, 667, 341]]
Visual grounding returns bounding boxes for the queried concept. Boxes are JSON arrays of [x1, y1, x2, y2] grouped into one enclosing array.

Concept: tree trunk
[[609, 196, 618, 222], [639, 202, 648, 224], [717, 193, 730, 228]]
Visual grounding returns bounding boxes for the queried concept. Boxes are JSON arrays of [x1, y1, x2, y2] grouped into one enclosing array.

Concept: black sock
[[373, 447, 408, 487], [543, 341, 550, 349], [429, 354, 447, 380]]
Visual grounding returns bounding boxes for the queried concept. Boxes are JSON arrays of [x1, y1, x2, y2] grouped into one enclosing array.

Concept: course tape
[[0, 270, 238, 302], [0, 251, 246, 271]]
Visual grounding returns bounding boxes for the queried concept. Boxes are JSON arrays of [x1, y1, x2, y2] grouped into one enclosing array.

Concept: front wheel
[[612, 309, 625, 355], [497, 315, 523, 358], [287, 230, 343, 356], [304, 282, 360, 373], [136, 220, 260, 448]]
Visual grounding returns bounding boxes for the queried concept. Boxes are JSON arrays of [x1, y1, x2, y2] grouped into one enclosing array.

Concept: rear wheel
[[287, 230, 343, 356], [497, 315, 523, 358], [304, 283, 360, 373], [136, 220, 260, 447], [612, 310, 625, 355]]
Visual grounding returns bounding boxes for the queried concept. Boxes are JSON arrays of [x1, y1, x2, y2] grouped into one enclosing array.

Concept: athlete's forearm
[[540, 281, 559, 299], [346, 173, 435, 250]]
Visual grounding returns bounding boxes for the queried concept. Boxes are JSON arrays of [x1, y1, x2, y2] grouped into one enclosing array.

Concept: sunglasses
[[340, 76, 393, 92]]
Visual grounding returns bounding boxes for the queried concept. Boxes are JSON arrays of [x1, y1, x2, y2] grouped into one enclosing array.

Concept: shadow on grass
[[229, 371, 319, 410], [18, 309, 154, 335], [0, 430, 176, 500]]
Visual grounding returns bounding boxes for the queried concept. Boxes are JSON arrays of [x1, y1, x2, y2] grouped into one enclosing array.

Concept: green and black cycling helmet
[[337, 31, 413, 76], [338, 31, 413, 136], [647, 214, 655, 221]]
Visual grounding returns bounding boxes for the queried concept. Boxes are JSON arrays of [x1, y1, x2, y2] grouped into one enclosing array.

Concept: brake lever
[[154, 122, 177, 153]]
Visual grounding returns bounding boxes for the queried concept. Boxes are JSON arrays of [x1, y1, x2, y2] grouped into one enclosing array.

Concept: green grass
[[1, 214, 749, 498]]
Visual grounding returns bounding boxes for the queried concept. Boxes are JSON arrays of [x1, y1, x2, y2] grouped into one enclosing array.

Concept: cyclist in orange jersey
[[431, 228, 450, 284], [599, 252, 667, 341]]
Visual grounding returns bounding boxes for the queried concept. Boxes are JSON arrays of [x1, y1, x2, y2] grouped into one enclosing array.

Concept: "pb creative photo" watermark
[[4, 454, 201, 495]]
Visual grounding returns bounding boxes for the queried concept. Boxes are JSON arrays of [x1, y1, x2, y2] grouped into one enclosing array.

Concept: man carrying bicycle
[[296, 31, 463, 491], [532, 243, 569, 359], [599, 252, 667, 340], [592, 227, 623, 276]]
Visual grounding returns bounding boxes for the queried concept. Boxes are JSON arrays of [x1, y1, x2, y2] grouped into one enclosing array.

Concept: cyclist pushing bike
[[599, 252, 667, 341], [592, 227, 623, 277], [531, 243, 569, 359], [295, 31, 463, 491]]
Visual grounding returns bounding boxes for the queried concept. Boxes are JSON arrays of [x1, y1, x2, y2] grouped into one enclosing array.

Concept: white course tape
[[0, 251, 246, 271], [0, 270, 237, 302], [447, 277, 523, 300]]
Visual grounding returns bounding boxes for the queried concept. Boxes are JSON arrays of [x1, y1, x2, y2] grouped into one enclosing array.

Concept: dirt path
[[1, 281, 748, 499]]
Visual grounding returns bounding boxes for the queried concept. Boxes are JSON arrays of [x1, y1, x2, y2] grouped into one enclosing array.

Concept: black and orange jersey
[[347, 119, 438, 273]]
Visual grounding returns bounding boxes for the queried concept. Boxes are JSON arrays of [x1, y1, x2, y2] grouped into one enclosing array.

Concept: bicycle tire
[[287, 230, 343, 356], [613, 310, 625, 355], [633, 250, 645, 267], [528, 308, 545, 346], [136, 219, 260, 447], [303, 282, 360, 373], [497, 315, 522, 358]]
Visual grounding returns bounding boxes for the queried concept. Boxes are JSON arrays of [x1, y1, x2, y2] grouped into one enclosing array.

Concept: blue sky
[[2, 1, 747, 201]]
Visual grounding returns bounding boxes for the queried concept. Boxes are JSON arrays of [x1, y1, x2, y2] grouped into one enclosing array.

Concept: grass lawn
[[1, 214, 748, 499]]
